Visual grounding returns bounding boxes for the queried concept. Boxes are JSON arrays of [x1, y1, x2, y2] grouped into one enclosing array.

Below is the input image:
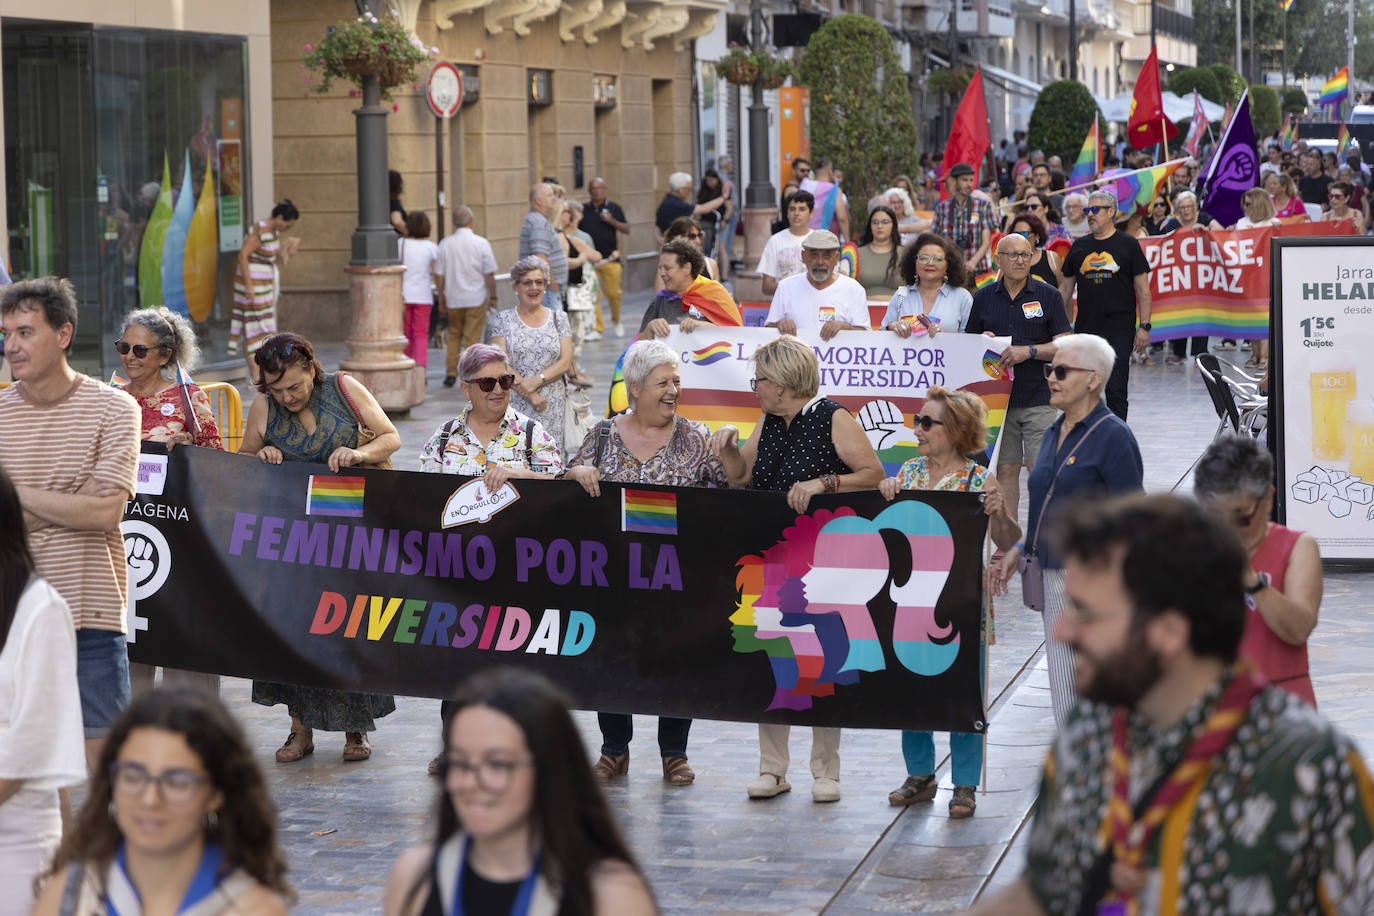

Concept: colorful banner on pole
[[121, 448, 989, 731], [1139, 222, 1357, 341], [661, 328, 1012, 473]]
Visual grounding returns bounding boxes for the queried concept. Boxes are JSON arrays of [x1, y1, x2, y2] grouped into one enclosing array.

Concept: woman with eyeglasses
[[1193, 434, 1321, 707], [33, 690, 290, 915], [1061, 193, 1090, 239], [877, 388, 1020, 818], [239, 332, 400, 763], [881, 233, 971, 337], [989, 334, 1143, 730], [383, 668, 657, 916], [653, 217, 719, 291], [492, 256, 574, 458], [711, 335, 883, 803], [844, 205, 901, 299], [1006, 212, 1060, 288], [230, 199, 300, 384], [0, 465, 85, 914], [1323, 180, 1367, 234]]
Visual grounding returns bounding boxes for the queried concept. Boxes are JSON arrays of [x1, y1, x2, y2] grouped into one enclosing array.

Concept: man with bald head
[[966, 233, 1072, 521], [520, 182, 568, 315]]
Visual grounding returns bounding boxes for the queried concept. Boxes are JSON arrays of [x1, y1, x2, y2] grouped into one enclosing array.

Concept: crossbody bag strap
[[334, 371, 368, 430], [524, 419, 534, 468], [435, 418, 459, 462], [1026, 412, 1116, 554], [592, 418, 613, 469]]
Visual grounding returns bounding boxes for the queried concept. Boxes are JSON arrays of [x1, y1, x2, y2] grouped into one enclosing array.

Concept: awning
[[927, 54, 1046, 99], [1092, 89, 1226, 123]]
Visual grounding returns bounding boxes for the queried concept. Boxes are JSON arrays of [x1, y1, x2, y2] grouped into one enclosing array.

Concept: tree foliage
[[796, 15, 918, 207], [1249, 84, 1281, 139], [1169, 67, 1224, 106], [1205, 64, 1247, 105], [1026, 80, 1102, 165], [1281, 86, 1309, 115]]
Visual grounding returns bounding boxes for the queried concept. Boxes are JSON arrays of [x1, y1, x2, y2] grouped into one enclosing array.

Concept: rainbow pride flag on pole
[[1068, 114, 1100, 187], [1279, 0, 1296, 10], [1097, 160, 1183, 220], [1320, 67, 1350, 107], [1279, 114, 1296, 151], [306, 476, 366, 518], [622, 489, 677, 536], [1337, 121, 1355, 157], [1182, 90, 1209, 157]]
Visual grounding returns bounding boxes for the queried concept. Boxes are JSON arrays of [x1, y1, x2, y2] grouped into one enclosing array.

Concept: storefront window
[[4, 21, 249, 377]]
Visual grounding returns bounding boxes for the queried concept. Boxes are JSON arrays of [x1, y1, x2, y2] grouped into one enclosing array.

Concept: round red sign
[[425, 62, 463, 119]]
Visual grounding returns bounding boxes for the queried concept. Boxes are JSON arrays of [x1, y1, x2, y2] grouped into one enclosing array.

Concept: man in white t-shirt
[[765, 230, 870, 341], [756, 189, 815, 295], [435, 205, 498, 387]]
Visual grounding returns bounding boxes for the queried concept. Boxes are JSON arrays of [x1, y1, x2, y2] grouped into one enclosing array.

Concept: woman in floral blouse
[[877, 386, 1020, 817], [565, 338, 729, 788]]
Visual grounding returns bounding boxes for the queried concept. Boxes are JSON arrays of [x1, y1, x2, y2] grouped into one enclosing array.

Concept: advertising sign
[[1273, 236, 1374, 559], [217, 139, 243, 252]]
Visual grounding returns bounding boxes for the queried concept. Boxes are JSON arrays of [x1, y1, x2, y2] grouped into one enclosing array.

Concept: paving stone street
[[205, 293, 1374, 914]]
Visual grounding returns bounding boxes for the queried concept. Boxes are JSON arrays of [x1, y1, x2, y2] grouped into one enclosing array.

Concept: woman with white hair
[[566, 339, 730, 787], [1061, 193, 1090, 238], [883, 187, 929, 244], [491, 255, 573, 455], [989, 333, 1143, 729], [115, 307, 222, 450]]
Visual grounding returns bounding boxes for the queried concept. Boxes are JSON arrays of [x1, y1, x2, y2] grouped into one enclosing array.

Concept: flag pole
[[1161, 117, 1172, 190], [1057, 157, 1187, 197]]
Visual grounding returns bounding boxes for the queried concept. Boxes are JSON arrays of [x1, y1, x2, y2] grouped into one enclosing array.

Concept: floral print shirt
[[418, 406, 563, 476], [130, 384, 222, 449], [1025, 671, 1374, 915], [567, 414, 728, 488], [894, 455, 987, 493]]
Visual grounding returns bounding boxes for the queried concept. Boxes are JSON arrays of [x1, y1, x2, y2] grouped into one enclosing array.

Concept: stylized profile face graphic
[[731, 501, 961, 711]]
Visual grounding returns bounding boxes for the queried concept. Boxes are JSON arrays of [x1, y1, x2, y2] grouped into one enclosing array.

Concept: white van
[[1349, 105, 1374, 124]]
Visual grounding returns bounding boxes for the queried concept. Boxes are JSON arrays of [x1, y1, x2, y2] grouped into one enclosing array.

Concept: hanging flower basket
[[339, 54, 414, 89], [761, 70, 788, 90], [302, 11, 438, 102], [721, 58, 760, 85]]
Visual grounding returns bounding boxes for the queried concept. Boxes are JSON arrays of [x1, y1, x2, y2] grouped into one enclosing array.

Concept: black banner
[[122, 446, 988, 731]]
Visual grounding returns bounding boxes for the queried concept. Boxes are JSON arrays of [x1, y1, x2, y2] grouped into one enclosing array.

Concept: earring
[[108, 800, 118, 821], [205, 810, 220, 832]]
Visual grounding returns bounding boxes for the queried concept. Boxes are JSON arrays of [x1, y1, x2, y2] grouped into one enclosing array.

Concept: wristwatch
[[1246, 571, 1271, 594], [1028, 344, 1038, 360], [1138, 322, 1152, 331]]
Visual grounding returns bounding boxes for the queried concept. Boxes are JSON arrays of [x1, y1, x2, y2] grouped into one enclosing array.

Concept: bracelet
[[821, 474, 838, 493]]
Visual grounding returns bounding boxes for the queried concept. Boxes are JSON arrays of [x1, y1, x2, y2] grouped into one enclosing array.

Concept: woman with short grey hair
[[565, 338, 729, 788], [990, 332, 1143, 729], [1194, 433, 1321, 706], [491, 256, 572, 455]]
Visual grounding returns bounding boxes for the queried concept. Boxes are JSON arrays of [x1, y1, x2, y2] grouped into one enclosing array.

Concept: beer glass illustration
[[1348, 400, 1374, 482], [1311, 359, 1358, 461]]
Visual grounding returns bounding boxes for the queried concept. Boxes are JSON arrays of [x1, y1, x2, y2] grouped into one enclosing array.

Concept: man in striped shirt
[[0, 277, 140, 768]]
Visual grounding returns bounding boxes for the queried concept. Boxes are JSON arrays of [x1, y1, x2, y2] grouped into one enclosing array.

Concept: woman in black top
[[383, 669, 657, 916], [696, 170, 725, 256], [710, 335, 883, 802]]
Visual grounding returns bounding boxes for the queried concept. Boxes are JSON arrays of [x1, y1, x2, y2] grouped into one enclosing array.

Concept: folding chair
[[199, 382, 244, 452], [1171, 355, 1267, 491]]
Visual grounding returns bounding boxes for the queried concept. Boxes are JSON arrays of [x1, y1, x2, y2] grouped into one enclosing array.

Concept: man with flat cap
[[934, 162, 996, 274], [765, 229, 870, 341]]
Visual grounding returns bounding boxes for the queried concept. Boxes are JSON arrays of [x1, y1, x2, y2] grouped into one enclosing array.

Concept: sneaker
[[442, 375, 457, 388], [585, 330, 603, 342], [1217, 339, 1236, 350], [812, 777, 841, 803], [614, 323, 626, 338], [746, 773, 792, 799], [1165, 354, 1183, 365]]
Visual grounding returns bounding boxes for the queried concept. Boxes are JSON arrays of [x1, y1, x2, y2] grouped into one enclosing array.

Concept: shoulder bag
[[1018, 412, 1114, 611], [335, 371, 395, 470]]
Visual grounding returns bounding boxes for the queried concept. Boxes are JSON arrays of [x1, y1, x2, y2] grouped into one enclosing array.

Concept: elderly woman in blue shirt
[[989, 333, 1143, 729], [881, 233, 973, 338]]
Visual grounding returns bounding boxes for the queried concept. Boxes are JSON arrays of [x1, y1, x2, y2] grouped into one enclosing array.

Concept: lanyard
[[451, 836, 542, 916], [107, 842, 226, 916]]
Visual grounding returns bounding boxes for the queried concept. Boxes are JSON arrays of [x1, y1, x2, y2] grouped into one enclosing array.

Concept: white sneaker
[[746, 773, 792, 799], [812, 777, 841, 803], [584, 330, 603, 341], [614, 323, 625, 338]]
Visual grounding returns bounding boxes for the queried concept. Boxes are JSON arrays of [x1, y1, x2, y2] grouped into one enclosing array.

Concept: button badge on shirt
[[818, 306, 836, 321], [1022, 300, 1044, 319]]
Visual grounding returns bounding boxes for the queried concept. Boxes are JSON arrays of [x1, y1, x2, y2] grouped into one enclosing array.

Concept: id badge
[[1022, 300, 1044, 319]]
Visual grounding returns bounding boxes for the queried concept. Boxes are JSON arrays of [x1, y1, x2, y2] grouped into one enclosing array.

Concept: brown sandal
[[949, 784, 977, 818], [342, 732, 371, 762], [888, 773, 938, 806], [275, 731, 314, 763], [662, 755, 695, 786], [591, 752, 629, 783]]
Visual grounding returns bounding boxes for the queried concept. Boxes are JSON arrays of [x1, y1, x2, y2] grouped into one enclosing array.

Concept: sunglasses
[[687, 232, 704, 240], [1083, 206, 1110, 215], [1044, 364, 1094, 380], [255, 339, 300, 365], [913, 414, 945, 431], [114, 340, 167, 358], [1024, 203, 1044, 210], [465, 374, 515, 392]]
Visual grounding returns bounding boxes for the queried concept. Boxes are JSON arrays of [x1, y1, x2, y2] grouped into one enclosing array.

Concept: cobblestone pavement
[[212, 314, 1374, 914]]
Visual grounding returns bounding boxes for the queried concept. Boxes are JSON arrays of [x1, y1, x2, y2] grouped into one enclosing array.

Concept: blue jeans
[[598, 713, 691, 759], [78, 628, 131, 738], [900, 641, 986, 787]]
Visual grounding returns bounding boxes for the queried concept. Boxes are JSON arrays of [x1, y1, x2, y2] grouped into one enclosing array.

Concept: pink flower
[[380, 44, 388, 52], [349, 89, 360, 97], [411, 83, 418, 91], [392, 103, 399, 112], [304, 43, 313, 51]]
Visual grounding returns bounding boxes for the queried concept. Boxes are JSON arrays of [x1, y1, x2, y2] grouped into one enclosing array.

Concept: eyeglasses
[[109, 761, 208, 806], [749, 377, 770, 391], [1083, 206, 1111, 215], [870, 218, 893, 226], [1001, 251, 1033, 262], [1225, 497, 1267, 528], [913, 414, 945, 431], [465, 374, 515, 392], [916, 254, 946, 264], [439, 756, 535, 792], [114, 340, 167, 358], [1044, 364, 1095, 380]]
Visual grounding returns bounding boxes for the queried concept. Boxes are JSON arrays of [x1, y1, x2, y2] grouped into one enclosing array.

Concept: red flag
[[1128, 45, 1180, 149], [939, 69, 991, 201]]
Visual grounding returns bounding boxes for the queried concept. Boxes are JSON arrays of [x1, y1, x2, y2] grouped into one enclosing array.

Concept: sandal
[[342, 732, 371, 762], [662, 755, 695, 786], [888, 773, 938, 806], [591, 752, 629, 783], [275, 731, 314, 763], [949, 784, 977, 818]]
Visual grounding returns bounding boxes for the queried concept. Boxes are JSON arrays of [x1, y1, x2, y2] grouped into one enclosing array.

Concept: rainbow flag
[[686, 341, 733, 366], [1279, 114, 1296, 151], [109, 370, 130, 387], [306, 475, 366, 518], [1279, 0, 1296, 10], [1320, 67, 1349, 107], [622, 488, 677, 535], [1182, 90, 1209, 157], [1097, 160, 1182, 220], [1068, 115, 1101, 187], [1337, 121, 1355, 157], [973, 269, 998, 291]]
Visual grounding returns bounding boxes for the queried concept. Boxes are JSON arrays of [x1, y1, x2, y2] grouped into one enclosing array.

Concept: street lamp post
[[738, 0, 778, 292]]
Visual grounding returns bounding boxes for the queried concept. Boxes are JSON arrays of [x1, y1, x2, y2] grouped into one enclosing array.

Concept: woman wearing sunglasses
[[1194, 434, 1321, 708], [989, 335, 1143, 730], [115, 308, 222, 451], [1005, 212, 1060, 288], [877, 388, 1020, 818], [492, 257, 574, 458], [33, 690, 290, 915], [239, 332, 400, 763]]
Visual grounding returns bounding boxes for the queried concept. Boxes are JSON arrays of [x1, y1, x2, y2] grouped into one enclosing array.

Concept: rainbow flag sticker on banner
[[307, 476, 367, 518], [622, 488, 677, 536]]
